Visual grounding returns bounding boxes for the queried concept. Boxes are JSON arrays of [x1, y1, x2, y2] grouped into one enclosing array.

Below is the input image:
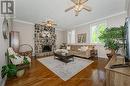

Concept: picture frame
[[77, 33, 86, 43]]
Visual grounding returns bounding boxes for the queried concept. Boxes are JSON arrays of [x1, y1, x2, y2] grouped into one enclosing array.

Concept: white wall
[[55, 30, 65, 49], [107, 13, 127, 27], [12, 21, 66, 54], [0, 17, 10, 85], [12, 21, 34, 55], [66, 12, 127, 58]]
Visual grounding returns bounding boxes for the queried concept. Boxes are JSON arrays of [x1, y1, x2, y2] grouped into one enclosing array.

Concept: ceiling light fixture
[[65, 0, 92, 16], [41, 19, 57, 28]]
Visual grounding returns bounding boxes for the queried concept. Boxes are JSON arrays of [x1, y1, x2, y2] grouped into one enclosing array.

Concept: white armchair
[[8, 47, 31, 65]]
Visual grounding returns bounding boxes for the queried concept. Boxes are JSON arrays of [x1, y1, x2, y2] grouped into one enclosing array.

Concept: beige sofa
[[67, 45, 96, 59]]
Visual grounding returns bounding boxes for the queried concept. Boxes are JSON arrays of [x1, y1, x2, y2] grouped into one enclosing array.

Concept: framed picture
[[78, 33, 86, 43]]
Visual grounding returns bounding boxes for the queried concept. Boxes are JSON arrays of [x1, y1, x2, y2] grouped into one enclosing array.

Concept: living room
[[0, 0, 130, 86]]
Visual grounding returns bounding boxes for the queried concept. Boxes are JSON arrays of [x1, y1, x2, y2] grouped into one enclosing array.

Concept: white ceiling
[[15, 0, 126, 29]]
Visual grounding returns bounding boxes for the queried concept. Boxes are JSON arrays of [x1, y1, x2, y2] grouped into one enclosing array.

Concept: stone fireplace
[[34, 24, 56, 57]]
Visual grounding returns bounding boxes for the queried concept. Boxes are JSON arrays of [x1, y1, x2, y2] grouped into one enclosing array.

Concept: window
[[67, 30, 75, 44], [91, 22, 106, 43]]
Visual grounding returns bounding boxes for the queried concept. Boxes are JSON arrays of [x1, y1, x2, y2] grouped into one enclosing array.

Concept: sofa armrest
[[81, 50, 91, 57]]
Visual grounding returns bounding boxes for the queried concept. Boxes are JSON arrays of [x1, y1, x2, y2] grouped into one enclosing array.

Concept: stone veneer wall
[[34, 24, 56, 57]]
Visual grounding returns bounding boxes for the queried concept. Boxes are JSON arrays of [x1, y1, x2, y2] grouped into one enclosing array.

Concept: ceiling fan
[[41, 19, 57, 28], [65, 0, 92, 16]]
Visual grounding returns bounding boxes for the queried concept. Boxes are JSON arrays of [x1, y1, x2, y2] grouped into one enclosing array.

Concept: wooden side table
[[90, 50, 98, 57]]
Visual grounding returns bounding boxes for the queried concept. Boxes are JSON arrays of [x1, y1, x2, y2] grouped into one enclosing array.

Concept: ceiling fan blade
[[71, 0, 88, 4], [42, 22, 47, 24], [65, 6, 75, 12], [71, 0, 81, 5], [78, 0, 80, 4], [71, 0, 77, 4], [80, 0, 88, 4], [41, 23, 45, 25], [53, 24, 57, 26], [83, 6, 92, 11]]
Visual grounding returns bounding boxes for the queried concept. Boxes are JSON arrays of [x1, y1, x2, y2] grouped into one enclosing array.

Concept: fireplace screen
[[42, 45, 52, 52]]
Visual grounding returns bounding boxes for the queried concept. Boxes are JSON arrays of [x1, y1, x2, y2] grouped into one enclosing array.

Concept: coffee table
[[54, 52, 74, 63]]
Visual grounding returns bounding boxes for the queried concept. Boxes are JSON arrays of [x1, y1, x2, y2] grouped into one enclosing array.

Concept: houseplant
[[1, 51, 30, 78], [98, 26, 125, 59], [1, 64, 17, 78], [1, 52, 17, 78]]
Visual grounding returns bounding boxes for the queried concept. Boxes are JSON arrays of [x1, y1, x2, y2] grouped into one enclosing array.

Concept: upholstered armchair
[[7, 47, 31, 69]]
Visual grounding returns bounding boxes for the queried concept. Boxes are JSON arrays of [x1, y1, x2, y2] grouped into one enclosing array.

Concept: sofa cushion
[[67, 46, 71, 50], [80, 46, 88, 51]]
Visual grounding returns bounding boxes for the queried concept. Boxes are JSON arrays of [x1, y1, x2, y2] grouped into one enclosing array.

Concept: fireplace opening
[[42, 45, 52, 52]]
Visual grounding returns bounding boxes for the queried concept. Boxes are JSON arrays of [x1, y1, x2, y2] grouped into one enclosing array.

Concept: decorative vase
[[16, 69, 25, 77]]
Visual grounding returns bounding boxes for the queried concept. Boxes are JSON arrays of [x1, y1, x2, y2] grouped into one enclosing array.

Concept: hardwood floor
[[5, 57, 108, 86]]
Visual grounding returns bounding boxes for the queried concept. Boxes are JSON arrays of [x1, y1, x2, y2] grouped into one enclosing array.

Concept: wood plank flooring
[[5, 57, 108, 86]]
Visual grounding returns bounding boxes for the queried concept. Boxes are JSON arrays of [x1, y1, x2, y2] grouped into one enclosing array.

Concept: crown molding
[[71, 11, 127, 29], [14, 19, 67, 31], [13, 19, 34, 25], [14, 11, 127, 30]]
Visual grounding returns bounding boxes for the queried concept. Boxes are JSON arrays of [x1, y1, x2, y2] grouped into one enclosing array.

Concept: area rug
[[37, 56, 93, 81]]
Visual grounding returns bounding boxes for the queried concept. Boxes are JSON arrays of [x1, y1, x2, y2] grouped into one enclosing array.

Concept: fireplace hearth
[[42, 45, 52, 52]]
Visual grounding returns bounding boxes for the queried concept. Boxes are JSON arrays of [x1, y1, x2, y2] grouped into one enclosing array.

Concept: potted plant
[[1, 51, 30, 78], [1, 52, 17, 78], [16, 56, 30, 77], [1, 64, 17, 78], [98, 26, 125, 59]]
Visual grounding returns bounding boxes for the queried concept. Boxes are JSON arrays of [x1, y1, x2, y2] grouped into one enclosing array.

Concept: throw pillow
[[67, 46, 70, 50], [81, 46, 88, 51]]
